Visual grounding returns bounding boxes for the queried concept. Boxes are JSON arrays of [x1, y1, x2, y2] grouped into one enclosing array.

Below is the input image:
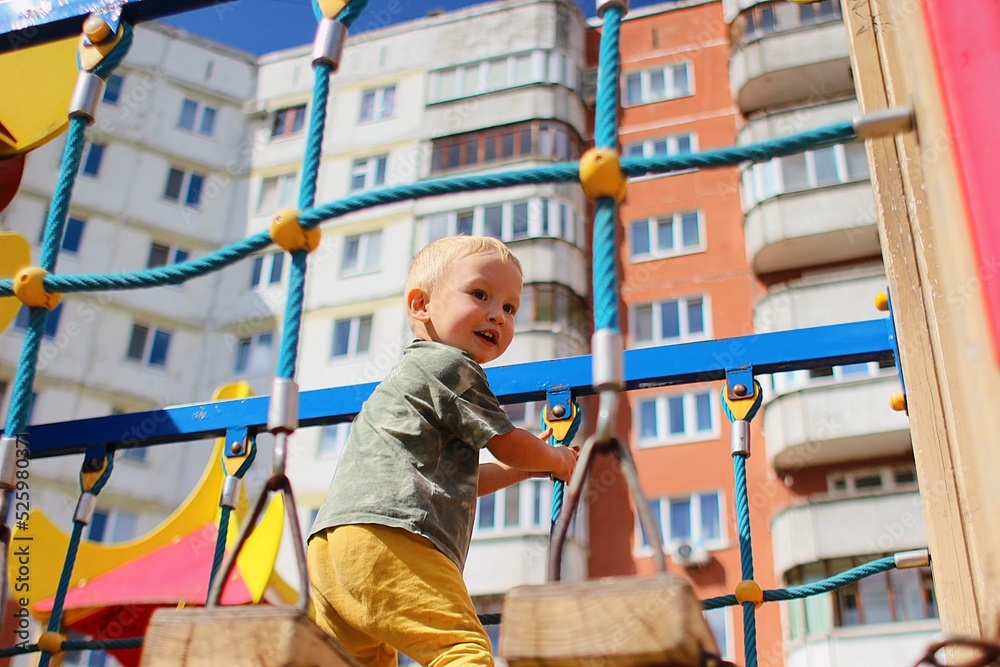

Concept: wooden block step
[[140, 606, 359, 667], [500, 574, 719, 667]]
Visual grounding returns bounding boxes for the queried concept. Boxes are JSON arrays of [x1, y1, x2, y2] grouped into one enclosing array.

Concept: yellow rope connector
[[735, 580, 764, 609], [270, 209, 321, 253], [317, 0, 349, 18], [37, 631, 66, 654], [579, 148, 627, 202], [78, 20, 124, 71], [13, 267, 61, 310]]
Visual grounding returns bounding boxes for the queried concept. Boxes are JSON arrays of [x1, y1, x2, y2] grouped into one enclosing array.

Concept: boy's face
[[411, 251, 522, 364]]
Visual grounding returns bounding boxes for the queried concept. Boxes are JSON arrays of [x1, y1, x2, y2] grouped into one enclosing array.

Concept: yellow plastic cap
[[13, 266, 61, 310], [579, 148, 627, 202], [889, 390, 907, 412], [735, 580, 764, 608], [83, 15, 112, 43], [874, 291, 889, 312], [269, 208, 321, 253], [37, 631, 65, 654]]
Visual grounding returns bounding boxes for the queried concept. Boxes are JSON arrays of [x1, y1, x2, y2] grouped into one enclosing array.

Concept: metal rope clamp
[[500, 337, 726, 667]]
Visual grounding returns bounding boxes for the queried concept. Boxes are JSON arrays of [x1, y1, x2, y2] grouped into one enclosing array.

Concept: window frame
[[176, 97, 218, 137], [624, 132, 698, 160], [741, 141, 870, 209], [256, 172, 299, 214], [623, 61, 693, 107], [125, 322, 172, 368], [80, 141, 106, 177], [271, 104, 308, 139], [349, 155, 388, 192], [102, 73, 124, 105], [826, 464, 919, 496], [630, 210, 704, 261], [340, 231, 382, 277], [630, 294, 710, 346], [146, 241, 190, 269], [635, 388, 718, 446], [359, 85, 396, 123], [14, 302, 63, 339], [422, 197, 581, 247], [330, 314, 373, 360], [248, 251, 285, 291], [163, 167, 206, 208], [638, 490, 725, 551], [233, 331, 275, 375]]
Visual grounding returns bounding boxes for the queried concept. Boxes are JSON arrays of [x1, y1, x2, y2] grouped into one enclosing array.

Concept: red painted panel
[[921, 1, 1000, 363]]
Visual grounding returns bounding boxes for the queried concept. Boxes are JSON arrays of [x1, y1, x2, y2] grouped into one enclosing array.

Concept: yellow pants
[[308, 524, 494, 667]]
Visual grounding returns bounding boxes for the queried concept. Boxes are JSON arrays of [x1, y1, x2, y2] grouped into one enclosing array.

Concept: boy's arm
[[485, 427, 577, 484], [478, 462, 538, 497]]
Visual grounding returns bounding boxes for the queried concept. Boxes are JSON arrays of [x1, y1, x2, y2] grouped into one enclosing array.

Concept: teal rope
[[277, 251, 308, 380], [209, 506, 232, 597], [0, 122, 864, 300], [0, 637, 144, 658], [702, 556, 898, 609], [733, 454, 757, 666], [39, 455, 115, 667], [300, 62, 333, 210]]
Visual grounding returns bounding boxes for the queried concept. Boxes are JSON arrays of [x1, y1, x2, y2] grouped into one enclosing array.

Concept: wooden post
[[841, 0, 1000, 638]]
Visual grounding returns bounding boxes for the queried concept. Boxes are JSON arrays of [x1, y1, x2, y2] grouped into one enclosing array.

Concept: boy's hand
[[548, 444, 579, 482]]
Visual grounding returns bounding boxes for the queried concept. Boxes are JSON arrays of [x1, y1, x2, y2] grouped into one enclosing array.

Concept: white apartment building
[[725, 1, 939, 665]]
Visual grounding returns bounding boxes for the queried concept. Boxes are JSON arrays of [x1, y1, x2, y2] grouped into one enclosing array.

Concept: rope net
[[0, 1, 920, 665]]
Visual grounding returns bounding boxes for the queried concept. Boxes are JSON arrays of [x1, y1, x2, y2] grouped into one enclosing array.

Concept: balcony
[[755, 271, 888, 333], [764, 376, 911, 471], [786, 622, 939, 667], [465, 533, 587, 596], [772, 491, 927, 576], [744, 181, 879, 274], [730, 17, 854, 114]]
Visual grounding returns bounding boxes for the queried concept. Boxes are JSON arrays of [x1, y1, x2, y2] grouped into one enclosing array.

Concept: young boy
[[308, 235, 578, 667]]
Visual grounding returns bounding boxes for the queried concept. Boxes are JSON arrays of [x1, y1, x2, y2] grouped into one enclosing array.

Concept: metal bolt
[[551, 404, 566, 418], [229, 441, 243, 455], [733, 383, 748, 397]]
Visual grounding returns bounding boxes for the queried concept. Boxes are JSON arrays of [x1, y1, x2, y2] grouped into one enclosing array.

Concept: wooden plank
[[840, 0, 982, 636], [140, 606, 359, 667], [499, 574, 719, 666], [886, 0, 1000, 637]]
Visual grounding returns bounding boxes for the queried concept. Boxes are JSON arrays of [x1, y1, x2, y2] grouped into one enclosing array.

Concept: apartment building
[[731, 1, 934, 664]]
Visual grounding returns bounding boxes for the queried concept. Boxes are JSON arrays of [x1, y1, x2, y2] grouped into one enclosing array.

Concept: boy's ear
[[407, 288, 431, 322]]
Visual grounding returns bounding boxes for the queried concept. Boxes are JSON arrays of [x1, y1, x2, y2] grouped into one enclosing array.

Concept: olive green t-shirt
[[309, 340, 515, 569]]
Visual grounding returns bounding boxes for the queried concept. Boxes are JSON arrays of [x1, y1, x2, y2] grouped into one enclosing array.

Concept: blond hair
[[405, 235, 523, 297]]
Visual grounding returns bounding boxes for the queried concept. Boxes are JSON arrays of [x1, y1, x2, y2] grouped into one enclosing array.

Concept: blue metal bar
[[0, 0, 236, 54], [17, 319, 892, 458]]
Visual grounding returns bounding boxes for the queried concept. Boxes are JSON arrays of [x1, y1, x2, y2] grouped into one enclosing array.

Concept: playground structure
[[0, 0, 998, 666]]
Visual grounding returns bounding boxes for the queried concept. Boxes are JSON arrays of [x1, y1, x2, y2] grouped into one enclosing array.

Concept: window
[[271, 105, 307, 138], [126, 323, 172, 367], [429, 50, 577, 103], [827, 465, 919, 496], [786, 557, 936, 638], [102, 73, 123, 105], [317, 422, 351, 458], [14, 303, 63, 339], [87, 509, 138, 543], [738, 0, 841, 43], [119, 447, 147, 463], [630, 211, 702, 260], [61, 216, 86, 254], [624, 62, 692, 106], [350, 155, 388, 192], [800, 0, 839, 24], [341, 231, 382, 276], [639, 491, 723, 548], [515, 283, 587, 335], [636, 389, 716, 445], [177, 98, 217, 136], [147, 242, 190, 269], [249, 252, 284, 290], [741, 142, 870, 208], [431, 121, 581, 174], [359, 85, 396, 123], [80, 141, 105, 177], [625, 133, 696, 160], [257, 173, 299, 214], [476, 479, 568, 534], [233, 331, 274, 375], [163, 167, 205, 208], [632, 295, 708, 345], [423, 198, 581, 246], [331, 315, 372, 359]]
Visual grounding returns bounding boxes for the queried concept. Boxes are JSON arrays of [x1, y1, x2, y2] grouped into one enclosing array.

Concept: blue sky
[[162, 0, 669, 55]]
